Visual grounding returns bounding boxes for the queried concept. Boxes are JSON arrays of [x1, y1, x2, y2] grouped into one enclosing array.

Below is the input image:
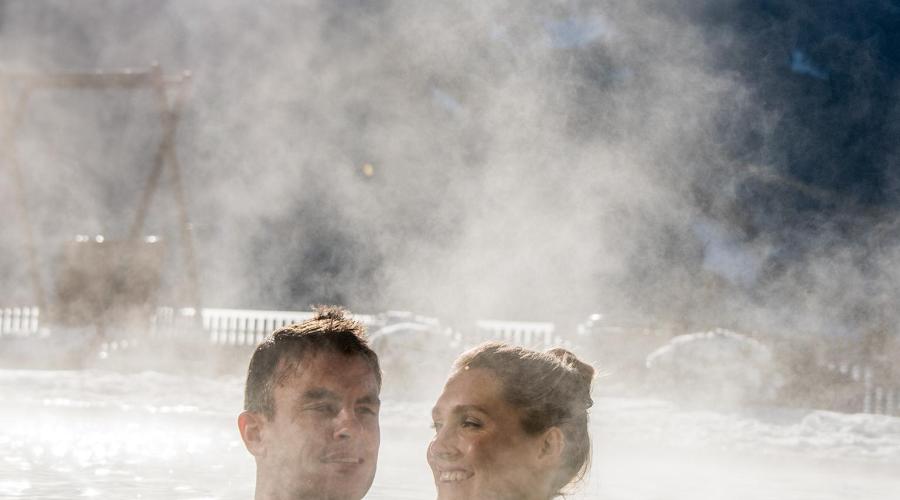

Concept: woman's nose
[[428, 427, 460, 460]]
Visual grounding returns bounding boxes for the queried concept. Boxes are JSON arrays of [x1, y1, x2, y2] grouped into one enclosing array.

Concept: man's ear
[[238, 410, 267, 458], [537, 426, 565, 465]]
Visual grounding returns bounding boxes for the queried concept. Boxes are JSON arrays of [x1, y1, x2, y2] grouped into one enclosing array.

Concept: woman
[[428, 341, 594, 500]]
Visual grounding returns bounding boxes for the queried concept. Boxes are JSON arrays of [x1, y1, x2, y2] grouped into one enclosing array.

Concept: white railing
[[3, 306, 897, 416], [823, 360, 899, 416], [0, 307, 40, 336], [1, 307, 575, 350], [473, 319, 571, 351], [202, 308, 312, 346], [151, 307, 379, 347]]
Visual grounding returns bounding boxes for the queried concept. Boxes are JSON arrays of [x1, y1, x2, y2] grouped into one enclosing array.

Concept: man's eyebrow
[[356, 393, 381, 406], [301, 388, 339, 401]]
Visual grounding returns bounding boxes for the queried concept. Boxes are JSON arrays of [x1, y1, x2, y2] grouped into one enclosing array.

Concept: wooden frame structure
[[0, 64, 201, 319]]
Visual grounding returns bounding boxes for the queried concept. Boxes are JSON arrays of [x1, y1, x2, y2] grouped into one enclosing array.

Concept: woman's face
[[427, 367, 547, 500]]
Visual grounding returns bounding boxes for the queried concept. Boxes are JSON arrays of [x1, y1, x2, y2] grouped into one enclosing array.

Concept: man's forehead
[[274, 350, 377, 386]]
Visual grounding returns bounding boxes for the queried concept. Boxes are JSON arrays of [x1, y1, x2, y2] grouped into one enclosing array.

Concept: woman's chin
[[435, 481, 472, 500]]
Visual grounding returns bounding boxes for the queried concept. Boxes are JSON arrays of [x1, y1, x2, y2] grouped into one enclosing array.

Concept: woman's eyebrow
[[432, 404, 490, 418], [452, 404, 488, 415]]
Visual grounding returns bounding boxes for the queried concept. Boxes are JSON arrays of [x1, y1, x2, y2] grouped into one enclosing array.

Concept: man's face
[[260, 351, 380, 500]]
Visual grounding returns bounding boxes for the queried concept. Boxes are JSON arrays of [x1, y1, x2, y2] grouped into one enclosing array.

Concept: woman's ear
[[238, 410, 267, 458], [538, 426, 565, 464]]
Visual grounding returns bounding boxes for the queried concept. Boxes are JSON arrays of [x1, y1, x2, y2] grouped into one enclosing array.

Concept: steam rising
[[1, 0, 897, 339]]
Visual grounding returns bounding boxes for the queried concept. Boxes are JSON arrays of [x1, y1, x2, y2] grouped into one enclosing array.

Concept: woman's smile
[[436, 468, 475, 482], [428, 367, 546, 500]]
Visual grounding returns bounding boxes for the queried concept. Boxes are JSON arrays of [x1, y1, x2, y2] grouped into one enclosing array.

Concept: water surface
[[1, 370, 898, 499]]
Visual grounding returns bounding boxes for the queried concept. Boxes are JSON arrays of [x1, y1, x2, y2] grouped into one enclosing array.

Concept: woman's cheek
[[466, 433, 495, 465]]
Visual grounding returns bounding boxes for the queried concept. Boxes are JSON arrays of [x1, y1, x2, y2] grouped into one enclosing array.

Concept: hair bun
[[545, 347, 595, 381], [545, 347, 595, 409]]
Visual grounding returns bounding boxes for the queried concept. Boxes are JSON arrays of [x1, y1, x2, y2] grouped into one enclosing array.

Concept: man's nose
[[333, 407, 361, 439]]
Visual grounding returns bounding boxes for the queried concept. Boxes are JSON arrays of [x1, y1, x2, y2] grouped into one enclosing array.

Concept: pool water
[[1, 369, 898, 499]]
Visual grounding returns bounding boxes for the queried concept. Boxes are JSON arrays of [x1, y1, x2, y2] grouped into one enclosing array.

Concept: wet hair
[[453, 341, 594, 495], [243, 306, 381, 419]]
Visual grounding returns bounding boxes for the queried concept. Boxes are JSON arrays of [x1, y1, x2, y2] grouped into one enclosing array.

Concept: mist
[[2, 1, 899, 336], [2, 3, 900, 499]]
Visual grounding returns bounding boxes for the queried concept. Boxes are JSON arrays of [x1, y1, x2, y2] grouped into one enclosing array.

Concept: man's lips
[[322, 454, 364, 465]]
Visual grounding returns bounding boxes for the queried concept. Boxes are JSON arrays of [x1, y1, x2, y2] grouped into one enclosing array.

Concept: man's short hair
[[243, 305, 381, 419]]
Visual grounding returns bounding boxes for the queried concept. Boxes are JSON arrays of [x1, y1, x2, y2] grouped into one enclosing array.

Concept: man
[[238, 306, 381, 500]]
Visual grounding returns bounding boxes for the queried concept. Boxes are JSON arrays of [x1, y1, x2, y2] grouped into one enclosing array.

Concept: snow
[[595, 397, 900, 463], [646, 329, 785, 405]]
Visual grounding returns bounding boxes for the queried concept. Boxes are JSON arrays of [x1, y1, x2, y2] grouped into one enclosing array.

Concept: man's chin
[[308, 473, 375, 500], [288, 485, 368, 500]]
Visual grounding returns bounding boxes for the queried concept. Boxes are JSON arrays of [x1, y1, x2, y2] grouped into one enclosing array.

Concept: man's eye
[[357, 406, 378, 416], [431, 421, 443, 432], [308, 404, 337, 414]]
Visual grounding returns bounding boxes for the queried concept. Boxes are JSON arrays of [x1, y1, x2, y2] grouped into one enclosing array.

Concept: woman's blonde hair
[[453, 341, 594, 495]]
